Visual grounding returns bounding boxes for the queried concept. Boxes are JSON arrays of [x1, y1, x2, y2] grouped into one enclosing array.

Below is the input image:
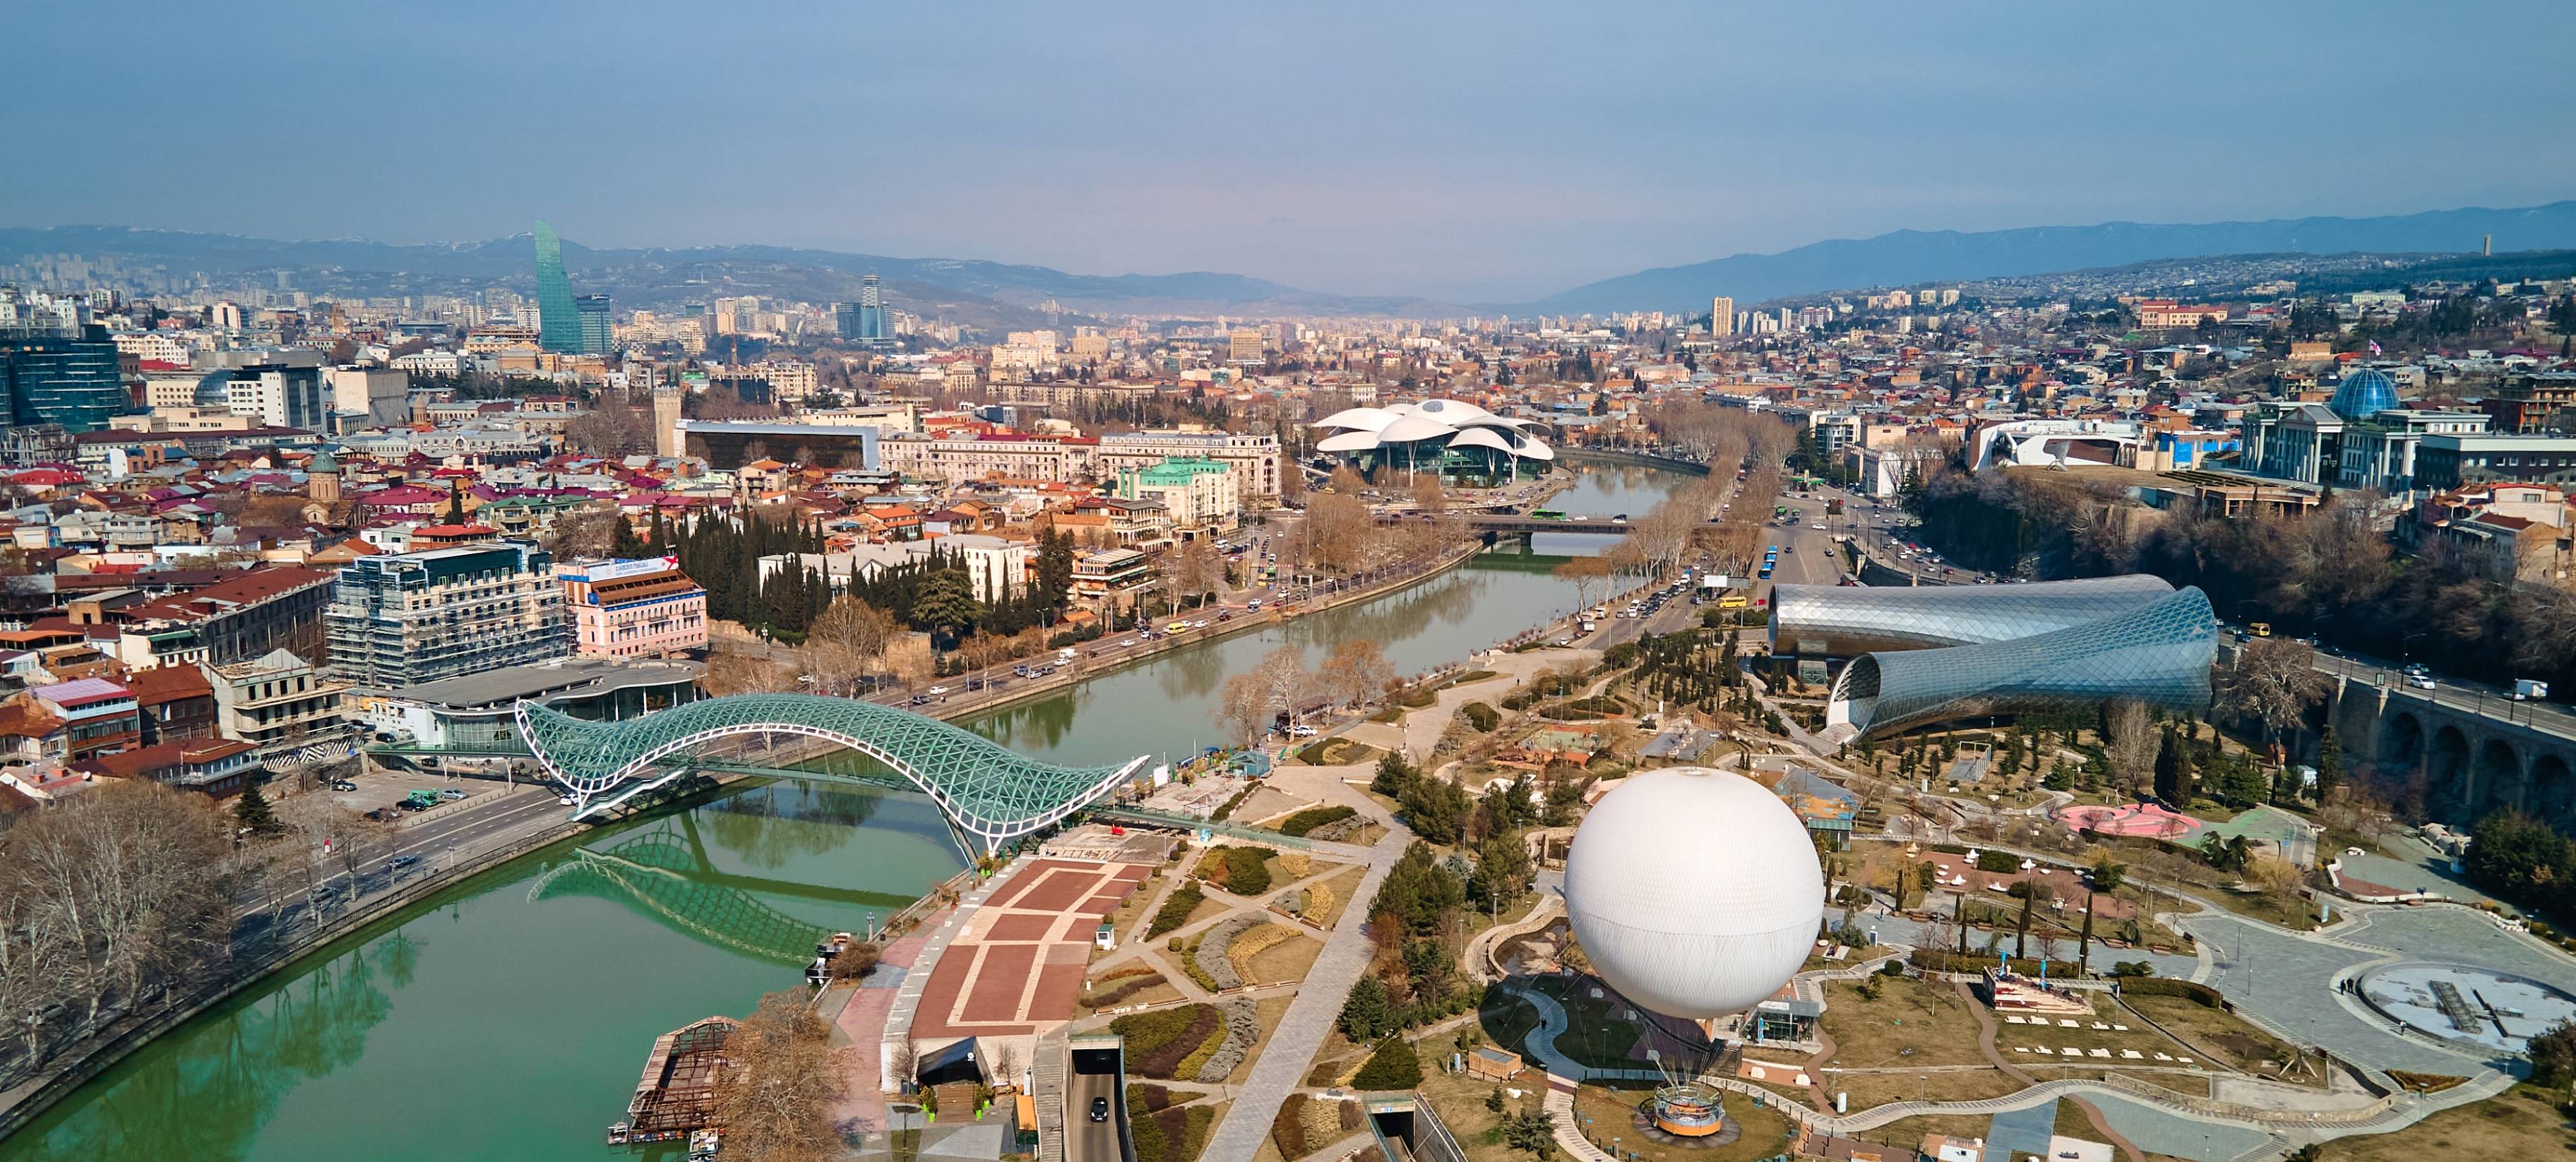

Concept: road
[[1066, 1066, 1119, 1162], [232, 783, 570, 949]]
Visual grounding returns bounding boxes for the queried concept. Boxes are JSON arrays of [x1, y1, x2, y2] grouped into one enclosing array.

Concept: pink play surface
[[2055, 801, 2203, 839]]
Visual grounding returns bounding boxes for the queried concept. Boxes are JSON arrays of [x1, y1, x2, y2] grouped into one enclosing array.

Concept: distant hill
[[1527, 201, 2576, 314], [0, 226, 1448, 321]]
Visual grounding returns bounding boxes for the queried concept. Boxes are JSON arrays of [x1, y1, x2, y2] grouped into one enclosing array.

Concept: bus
[[1530, 509, 1568, 521]]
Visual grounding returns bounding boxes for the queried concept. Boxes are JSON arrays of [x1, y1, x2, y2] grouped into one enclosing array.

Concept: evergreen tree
[[2315, 722, 2343, 802], [443, 481, 467, 525], [910, 570, 982, 645], [234, 782, 278, 833], [609, 516, 651, 560]]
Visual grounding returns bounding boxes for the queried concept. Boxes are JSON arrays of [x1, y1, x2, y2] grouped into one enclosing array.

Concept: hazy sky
[[7, 2, 2574, 301]]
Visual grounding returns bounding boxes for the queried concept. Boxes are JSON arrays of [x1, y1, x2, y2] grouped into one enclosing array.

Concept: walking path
[[1200, 828, 1409, 1162]]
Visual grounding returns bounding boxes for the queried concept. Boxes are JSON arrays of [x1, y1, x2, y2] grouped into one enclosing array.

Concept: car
[[1288, 724, 1319, 737], [396, 799, 427, 812], [439, 788, 467, 801], [927, 685, 950, 696], [557, 794, 576, 805], [1090, 1096, 1111, 1123], [1811, 523, 1826, 530], [2407, 676, 2437, 690], [330, 779, 358, 792], [908, 695, 933, 707], [2402, 662, 2431, 677], [388, 853, 420, 870], [366, 807, 402, 822]]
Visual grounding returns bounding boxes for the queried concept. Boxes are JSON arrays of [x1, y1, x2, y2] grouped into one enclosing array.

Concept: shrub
[[1114, 1003, 1224, 1078], [1907, 948, 2086, 978], [1272, 1094, 1313, 1160], [1974, 850, 2022, 873], [1149, 882, 1205, 937], [1461, 702, 1501, 731], [1224, 846, 1272, 895], [1212, 785, 1256, 822], [1280, 805, 1358, 837], [1349, 1037, 1424, 1089], [1400, 688, 1437, 709]]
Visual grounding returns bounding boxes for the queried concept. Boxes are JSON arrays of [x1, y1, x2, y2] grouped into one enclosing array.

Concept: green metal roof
[[517, 693, 1145, 849]]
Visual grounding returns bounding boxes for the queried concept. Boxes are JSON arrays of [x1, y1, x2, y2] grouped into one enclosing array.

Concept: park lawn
[[1817, 977, 1990, 1069], [1478, 991, 1544, 1058], [1217, 996, 1296, 1086], [1988, 1006, 2200, 1062], [1248, 930, 1323, 986], [1823, 1067, 2027, 1110], [2120, 995, 2323, 1086], [1304, 865, 1368, 929], [2319, 1082, 2576, 1160], [1103, 872, 1168, 943], [1413, 1063, 1544, 1162], [1296, 737, 1383, 767], [1528, 976, 1643, 1069], [1568, 1082, 1796, 1162]]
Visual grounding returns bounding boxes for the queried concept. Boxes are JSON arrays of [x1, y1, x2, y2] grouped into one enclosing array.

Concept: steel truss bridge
[[515, 693, 1147, 853]]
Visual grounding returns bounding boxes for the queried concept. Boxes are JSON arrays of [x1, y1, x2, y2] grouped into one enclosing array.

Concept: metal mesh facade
[[517, 693, 1145, 849], [1826, 585, 2216, 739], [1770, 574, 2174, 658]]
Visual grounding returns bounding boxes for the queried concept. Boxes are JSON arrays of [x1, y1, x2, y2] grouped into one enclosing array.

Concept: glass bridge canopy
[[517, 693, 1146, 851]]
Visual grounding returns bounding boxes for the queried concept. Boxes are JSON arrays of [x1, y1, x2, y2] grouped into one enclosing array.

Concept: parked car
[[1287, 724, 1319, 737], [439, 788, 467, 801], [330, 779, 358, 792]]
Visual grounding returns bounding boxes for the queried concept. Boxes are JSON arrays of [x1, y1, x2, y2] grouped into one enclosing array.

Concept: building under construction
[[609, 1015, 738, 1146]]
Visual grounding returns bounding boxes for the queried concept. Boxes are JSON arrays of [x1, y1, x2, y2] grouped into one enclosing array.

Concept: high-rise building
[[325, 541, 572, 690], [1710, 297, 1735, 338], [0, 287, 124, 433], [576, 294, 612, 355], [533, 221, 583, 355], [855, 274, 893, 349]]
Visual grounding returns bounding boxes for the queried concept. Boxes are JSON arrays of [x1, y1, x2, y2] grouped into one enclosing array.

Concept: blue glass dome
[[2327, 368, 2398, 420], [193, 370, 234, 407]]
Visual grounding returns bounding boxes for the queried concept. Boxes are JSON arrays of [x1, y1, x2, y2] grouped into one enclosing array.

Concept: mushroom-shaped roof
[[1514, 436, 1556, 461], [1378, 415, 1459, 444], [1448, 427, 1519, 455], [1311, 407, 1398, 433], [1399, 398, 1498, 424], [1315, 429, 1384, 453]]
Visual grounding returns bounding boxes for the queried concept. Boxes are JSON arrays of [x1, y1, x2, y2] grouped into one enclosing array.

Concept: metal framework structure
[[516, 693, 1146, 851], [1825, 585, 2217, 740], [527, 833, 837, 966], [1770, 574, 2176, 658]]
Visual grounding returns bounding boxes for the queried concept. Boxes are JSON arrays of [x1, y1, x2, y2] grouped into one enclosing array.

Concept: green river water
[[0, 462, 1680, 1162]]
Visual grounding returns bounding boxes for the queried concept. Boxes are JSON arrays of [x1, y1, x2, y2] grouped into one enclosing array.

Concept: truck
[[2513, 678, 2551, 701]]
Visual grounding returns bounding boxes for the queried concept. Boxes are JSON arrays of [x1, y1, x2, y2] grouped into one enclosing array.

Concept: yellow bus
[[1719, 593, 1747, 609]]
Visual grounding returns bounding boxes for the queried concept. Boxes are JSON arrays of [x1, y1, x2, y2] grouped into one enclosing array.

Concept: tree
[[1412, 477, 1447, 515], [2462, 810, 2571, 902], [233, 782, 278, 834], [2077, 858, 2125, 974], [1034, 528, 1077, 611], [1169, 539, 1224, 607], [806, 594, 900, 693], [1349, 1037, 1423, 1089], [1551, 556, 1611, 615], [2314, 721, 2343, 802], [710, 990, 845, 1162], [2101, 700, 2158, 799], [2199, 833, 2255, 875], [1400, 777, 1472, 846], [1318, 639, 1396, 709], [2220, 639, 2332, 756], [1327, 464, 1368, 495], [2527, 1021, 2576, 1088], [1469, 831, 1534, 912], [910, 570, 982, 646], [2152, 726, 2195, 806], [1340, 976, 1397, 1041]]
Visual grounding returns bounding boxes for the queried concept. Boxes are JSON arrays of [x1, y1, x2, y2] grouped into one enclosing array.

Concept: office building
[[325, 541, 573, 690], [576, 294, 613, 355], [534, 220, 583, 355], [1114, 457, 1239, 536], [1710, 297, 1734, 337], [0, 287, 125, 433], [841, 274, 894, 349], [328, 366, 410, 428], [557, 556, 709, 659], [2414, 433, 2576, 491], [215, 362, 330, 431]]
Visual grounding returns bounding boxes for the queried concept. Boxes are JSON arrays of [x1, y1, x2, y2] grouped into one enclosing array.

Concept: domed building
[[2327, 368, 2399, 420], [1309, 400, 1554, 485]]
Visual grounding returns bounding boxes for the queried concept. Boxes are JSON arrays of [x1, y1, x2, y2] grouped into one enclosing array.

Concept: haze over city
[[8, 2, 2576, 299], [8, 6, 2576, 1162]]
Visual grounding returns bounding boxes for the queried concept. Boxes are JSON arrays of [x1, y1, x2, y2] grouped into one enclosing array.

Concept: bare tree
[[710, 990, 845, 1162], [1318, 639, 1397, 709], [2221, 638, 2332, 753], [1553, 556, 1611, 613], [2101, 700, 2159, 798], [1412, 477, 1447, 515], [806, 594, 900, 694]]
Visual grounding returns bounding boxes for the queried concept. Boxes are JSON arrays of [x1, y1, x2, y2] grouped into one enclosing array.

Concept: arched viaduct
[[2330, 676, 2576, 830]]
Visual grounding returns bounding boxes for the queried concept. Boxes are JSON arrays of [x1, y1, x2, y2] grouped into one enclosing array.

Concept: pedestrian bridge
[[516, 693, 1147, 852]]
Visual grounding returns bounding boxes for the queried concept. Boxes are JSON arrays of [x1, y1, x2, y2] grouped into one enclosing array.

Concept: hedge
[[2118, 976, 2227, 1007], [1133, 1103, 1217, 1162], [1280, 805, 1359, 837], [1907, 948, 2087, 979], [1149, 882, 1205, 937]]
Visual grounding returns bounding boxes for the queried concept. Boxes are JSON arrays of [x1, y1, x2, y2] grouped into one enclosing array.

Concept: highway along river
[[0, 462, 1688, 1162]]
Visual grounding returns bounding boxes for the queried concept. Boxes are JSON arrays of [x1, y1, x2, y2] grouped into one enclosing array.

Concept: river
[[0, 460, 1687, 1162]]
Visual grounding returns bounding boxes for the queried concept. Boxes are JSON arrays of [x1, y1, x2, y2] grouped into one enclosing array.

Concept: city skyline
[[6, 3, 2574, 300]]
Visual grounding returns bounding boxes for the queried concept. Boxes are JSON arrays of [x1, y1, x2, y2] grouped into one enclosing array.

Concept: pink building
[[556, 556, 708, 659]]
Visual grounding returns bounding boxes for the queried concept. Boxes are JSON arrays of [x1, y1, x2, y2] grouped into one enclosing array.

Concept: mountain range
[[8, 200, 2576, 321]]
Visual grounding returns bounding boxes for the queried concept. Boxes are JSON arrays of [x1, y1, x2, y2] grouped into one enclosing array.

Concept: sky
[[6, 1, 2575, 302]]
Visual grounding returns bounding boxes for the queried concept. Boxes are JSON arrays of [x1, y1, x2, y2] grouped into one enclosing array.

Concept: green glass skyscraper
[[533, 221, 582, 354]]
